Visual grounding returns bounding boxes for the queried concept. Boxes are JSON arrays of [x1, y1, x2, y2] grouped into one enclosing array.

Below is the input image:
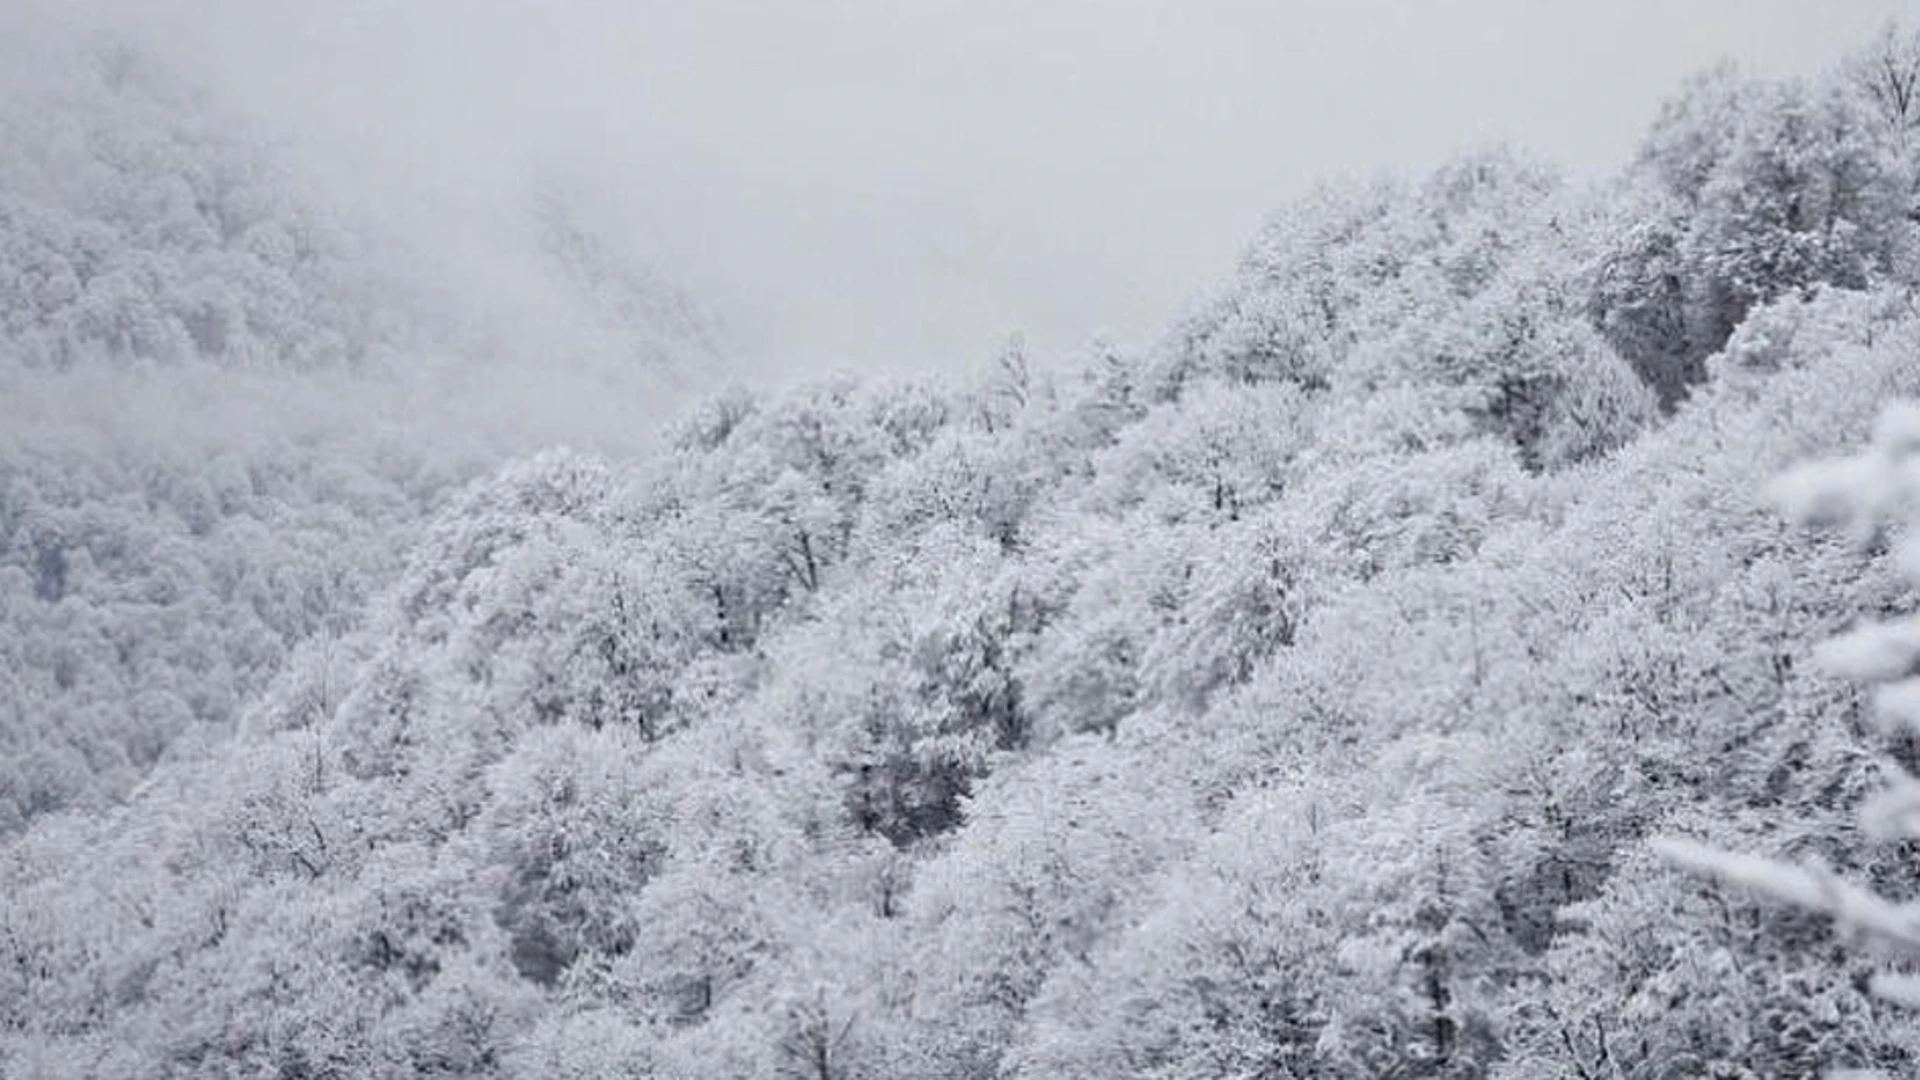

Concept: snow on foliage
[[10, 20, 1920, 1080]]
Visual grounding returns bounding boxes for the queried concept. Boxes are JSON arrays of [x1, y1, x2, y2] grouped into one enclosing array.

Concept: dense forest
[[7, 16, 1920, 1080]]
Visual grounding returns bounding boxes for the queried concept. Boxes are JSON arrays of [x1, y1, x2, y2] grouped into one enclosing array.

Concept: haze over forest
[[14, 0, 1916, 374], [9, 5, 1920, 1079]]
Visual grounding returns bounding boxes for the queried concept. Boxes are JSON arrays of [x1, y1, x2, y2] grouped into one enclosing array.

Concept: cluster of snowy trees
[[7, 19, 1920, 1080]]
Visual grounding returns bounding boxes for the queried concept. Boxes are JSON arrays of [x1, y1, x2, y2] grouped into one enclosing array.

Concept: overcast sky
[[80, 0, 1920, 378]]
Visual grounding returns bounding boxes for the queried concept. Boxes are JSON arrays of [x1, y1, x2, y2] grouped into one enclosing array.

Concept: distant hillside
[[0, 21, 727, 831]]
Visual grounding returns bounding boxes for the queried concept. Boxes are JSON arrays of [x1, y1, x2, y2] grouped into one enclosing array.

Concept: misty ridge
[[8, 6, 1920, 1080]]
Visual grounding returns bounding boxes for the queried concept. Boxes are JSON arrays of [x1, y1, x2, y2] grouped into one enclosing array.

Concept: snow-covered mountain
[[5, 16, 1920, 1080]]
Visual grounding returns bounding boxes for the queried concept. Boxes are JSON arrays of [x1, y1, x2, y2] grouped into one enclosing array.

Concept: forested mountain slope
[[0, 23, 724, 831], [7, 22, 1920, 1080]]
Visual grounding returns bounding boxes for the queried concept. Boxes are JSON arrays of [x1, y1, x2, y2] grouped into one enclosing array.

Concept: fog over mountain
[[0, 7, 726, 827], [9, 6, 1920, 1080], [20, 0, 1914, 374]]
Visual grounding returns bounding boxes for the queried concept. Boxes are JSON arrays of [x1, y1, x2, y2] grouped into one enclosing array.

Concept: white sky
[[71, 0, 1920, 378]]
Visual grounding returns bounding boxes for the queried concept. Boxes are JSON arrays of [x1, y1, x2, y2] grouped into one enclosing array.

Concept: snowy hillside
[[6, 15, 1920, 1080]]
